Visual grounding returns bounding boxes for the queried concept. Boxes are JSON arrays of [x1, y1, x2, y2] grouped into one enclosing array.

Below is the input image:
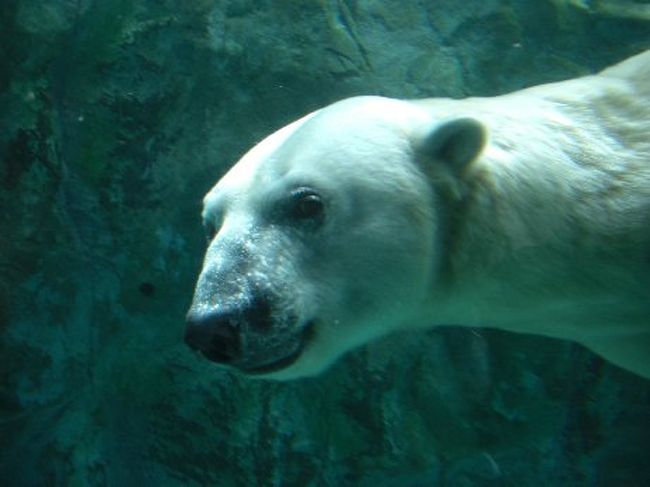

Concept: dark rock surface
[[1, 1, 649, 485]]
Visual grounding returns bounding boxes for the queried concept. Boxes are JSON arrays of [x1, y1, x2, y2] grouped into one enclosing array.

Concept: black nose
[[184, 294, 274, 364], [185, 309, 242, 364]]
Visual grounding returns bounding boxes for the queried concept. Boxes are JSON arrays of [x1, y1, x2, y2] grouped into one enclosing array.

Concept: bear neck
[[424, 89, 650, 341]]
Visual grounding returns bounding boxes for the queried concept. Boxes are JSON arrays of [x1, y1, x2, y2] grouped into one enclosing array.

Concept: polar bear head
[[185, 96, 485, 379]]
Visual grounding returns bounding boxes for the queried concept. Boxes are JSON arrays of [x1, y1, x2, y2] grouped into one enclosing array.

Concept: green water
[[1, 1, 649, 485]]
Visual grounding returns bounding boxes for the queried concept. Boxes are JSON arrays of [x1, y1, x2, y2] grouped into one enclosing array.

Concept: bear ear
[[416, 117, 486, 170]]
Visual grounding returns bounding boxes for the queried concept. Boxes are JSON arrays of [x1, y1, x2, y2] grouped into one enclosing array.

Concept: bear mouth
[[240, 346, 304, 374], [238, 320, 316, 375]]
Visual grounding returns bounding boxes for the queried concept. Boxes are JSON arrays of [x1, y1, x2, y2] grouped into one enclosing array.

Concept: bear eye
[[289, 187, 325, 224]]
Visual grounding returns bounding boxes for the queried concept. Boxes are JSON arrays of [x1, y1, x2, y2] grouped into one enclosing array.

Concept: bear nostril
[[207, 322, 241, 363], [185, 311, 242, 364]]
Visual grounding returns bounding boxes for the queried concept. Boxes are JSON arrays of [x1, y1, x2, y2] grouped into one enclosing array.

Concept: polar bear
[[185, 50, 650, 380]]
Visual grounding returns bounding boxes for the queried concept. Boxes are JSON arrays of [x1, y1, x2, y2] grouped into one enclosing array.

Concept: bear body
[[186, 50, 650, 380]]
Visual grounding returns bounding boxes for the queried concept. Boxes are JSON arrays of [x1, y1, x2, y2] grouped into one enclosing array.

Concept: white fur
[[196, 51, 650, 379]]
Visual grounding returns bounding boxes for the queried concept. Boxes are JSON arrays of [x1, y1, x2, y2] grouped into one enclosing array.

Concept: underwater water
[[1, 1, 649, 485]]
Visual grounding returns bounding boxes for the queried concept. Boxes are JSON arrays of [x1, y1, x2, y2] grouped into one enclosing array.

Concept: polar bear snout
[[185, 306, 245, 365], [185, 286, 312, 375], [185, 292, 274, 362]]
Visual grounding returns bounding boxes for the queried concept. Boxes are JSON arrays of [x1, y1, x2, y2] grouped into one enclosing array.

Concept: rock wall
[[1, 1, 649, 485]]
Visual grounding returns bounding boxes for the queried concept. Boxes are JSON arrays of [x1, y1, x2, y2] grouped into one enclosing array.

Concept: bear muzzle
[[184, 294, 315, 375]]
